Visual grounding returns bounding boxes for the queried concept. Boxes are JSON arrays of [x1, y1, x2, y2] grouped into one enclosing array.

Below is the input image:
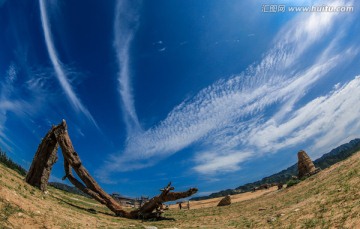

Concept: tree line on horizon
[[0, 149, 27, 176]]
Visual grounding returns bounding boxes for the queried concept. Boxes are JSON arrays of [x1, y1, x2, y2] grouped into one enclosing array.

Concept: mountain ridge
[[191, 138, 360, 200]]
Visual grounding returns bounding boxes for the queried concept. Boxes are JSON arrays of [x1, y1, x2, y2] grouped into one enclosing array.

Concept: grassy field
[[1, 151, 359, 228]]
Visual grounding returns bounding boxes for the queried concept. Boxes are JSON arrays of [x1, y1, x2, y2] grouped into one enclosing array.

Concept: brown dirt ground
[[1, 151, 359, 228], [168, 186, 278, 210]]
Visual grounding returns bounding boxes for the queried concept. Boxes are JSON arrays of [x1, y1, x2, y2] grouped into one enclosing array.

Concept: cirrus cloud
[[98, 0, 359, 178]]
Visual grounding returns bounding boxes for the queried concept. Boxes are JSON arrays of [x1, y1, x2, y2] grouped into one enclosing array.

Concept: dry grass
[[1, 151, 359, 228]]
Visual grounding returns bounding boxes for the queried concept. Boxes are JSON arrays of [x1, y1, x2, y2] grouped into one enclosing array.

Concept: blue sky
[[1, 0, 360, 198]]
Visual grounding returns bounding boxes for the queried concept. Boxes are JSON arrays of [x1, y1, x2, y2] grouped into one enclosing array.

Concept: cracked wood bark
[[62, 159, 107, 205], [53, 120, 130, 217], [25, 126, 58, 191], [131, 182, 198, 219], [26, 119, 198, 219]]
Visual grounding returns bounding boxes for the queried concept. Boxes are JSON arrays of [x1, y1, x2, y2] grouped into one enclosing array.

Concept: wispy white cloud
[[158, 47, 166, 52], [113, 0, 142, 135], [193, 151, 253, 174], [0, 63, 23, 150], [192, 50, 358, 174], [0, 64, 53, 151], [100, 0, 359, 177], [39, 0, 98, 128], [247, 75, 360, 157]]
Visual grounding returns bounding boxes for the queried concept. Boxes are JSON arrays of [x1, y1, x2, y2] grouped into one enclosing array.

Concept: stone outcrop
[[217, 195, 231, 206], [297, 150, 320, 179]]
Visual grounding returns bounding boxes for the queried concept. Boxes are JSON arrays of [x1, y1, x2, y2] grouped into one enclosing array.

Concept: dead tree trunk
[[25, 126, 58, 191], [26, 120, 198, 219], [131, 182, 198, 219], [52, 121, 130, 217]]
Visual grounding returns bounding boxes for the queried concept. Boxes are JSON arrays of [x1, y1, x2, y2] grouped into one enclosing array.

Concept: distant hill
[[191, 138, 360, 200], [49, 182, 91, 198]]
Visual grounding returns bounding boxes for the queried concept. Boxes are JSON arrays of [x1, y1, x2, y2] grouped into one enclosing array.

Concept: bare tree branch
[[26, 120, 198, 219]]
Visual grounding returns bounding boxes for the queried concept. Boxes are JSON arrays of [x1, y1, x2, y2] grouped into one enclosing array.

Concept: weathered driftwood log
[[131, 182, 198, 219], [26, 120, 198, 219], [25, 126, 59, 191], [52, 121, 129, 217]]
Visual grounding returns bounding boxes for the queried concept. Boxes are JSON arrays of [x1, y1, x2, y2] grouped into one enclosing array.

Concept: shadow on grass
[[52, 196, 177, 221], [52, 196, 114, 216], [140, 216, 176, 222]]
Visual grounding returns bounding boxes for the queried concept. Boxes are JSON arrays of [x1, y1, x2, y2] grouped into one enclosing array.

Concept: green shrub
[[286, 179, 300, 188]]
